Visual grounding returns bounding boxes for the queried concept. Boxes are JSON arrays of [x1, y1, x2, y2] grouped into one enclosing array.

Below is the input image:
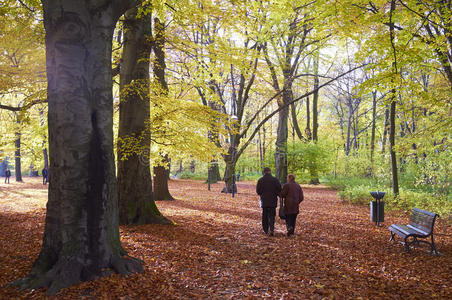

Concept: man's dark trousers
[[285, 213, 298, 235], [262, 207, 276, 234]]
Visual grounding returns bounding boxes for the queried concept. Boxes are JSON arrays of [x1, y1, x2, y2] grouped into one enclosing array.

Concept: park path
[[1, 178, 451, 299]]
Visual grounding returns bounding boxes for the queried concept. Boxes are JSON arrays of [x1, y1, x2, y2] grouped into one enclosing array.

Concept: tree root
[[9, 254, 144, 296]]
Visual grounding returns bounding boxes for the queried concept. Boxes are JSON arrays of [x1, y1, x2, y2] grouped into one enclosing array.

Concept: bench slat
[[407, 224, 429, 236]]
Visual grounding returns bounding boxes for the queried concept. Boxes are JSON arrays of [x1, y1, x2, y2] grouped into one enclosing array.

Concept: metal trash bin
[[370, 191, 385, 226]]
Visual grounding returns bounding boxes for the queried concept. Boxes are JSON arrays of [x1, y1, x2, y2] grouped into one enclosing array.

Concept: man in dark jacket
[[4, 168, 11, 184], [42, 168, 48, 185], [256, 167, 282, 236]]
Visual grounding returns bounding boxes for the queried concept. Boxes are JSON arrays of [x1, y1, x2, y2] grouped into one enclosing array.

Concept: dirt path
[[1, 179, 451, 299]]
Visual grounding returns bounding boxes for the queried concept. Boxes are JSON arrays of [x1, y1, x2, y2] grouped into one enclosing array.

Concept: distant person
[[280, 174, 304, 236], [42, 168, 48, 185], [5, 168, 11, 184], [256, 167, 281, 236]]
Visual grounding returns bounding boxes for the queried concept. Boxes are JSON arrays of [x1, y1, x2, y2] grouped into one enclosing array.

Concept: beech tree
[[12, 0, 144, 295], [117, 7, 170, 223]]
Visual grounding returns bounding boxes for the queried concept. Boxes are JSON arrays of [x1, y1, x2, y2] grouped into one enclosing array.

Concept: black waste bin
[[370, 201, 384, 223], [370, 191, 385, 226]]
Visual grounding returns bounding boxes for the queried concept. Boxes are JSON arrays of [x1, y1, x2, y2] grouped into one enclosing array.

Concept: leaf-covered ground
[[1, 178, 451, 299]]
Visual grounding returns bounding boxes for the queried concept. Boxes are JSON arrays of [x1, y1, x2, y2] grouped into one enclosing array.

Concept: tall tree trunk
[[345, 97, 353, 156], [154, 154, 174, 200], [389, 0, 399, 196], [258, 126, 264, 170], [312, 52, 319, 142], [12, 1, 143, 295], [40, 109, 49, 170], [152, 17, 174, 200], [275, 88, 290, 184], [309, 52, 320, 184], [382, 106, 389, 153], [291, 103, 304, 140], [305, 96, 311, 140], [370, 90, 377, 174], [117, 8, 169, 223], [14, 117, 22, 182], [389, 95, 399, 195]]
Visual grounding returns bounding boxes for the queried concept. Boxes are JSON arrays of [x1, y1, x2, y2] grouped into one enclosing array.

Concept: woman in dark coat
[[280, 174, 304, 236]]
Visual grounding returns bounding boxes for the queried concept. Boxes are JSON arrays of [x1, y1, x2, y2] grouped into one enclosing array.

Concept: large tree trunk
[[117, 7, 169, 223], [152, 17, 174, 201], [153, 154, 174, 200], [275, 88, 290, 184], [12, 1, 142, 295], [14, 118, 22, 182]]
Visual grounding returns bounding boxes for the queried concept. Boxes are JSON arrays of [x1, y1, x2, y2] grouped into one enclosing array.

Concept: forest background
[[0, 0, 451, 219]]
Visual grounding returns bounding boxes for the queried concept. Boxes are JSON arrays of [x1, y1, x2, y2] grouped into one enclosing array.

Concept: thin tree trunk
[[370, 90, 377, 174], [345, 97, 353, 156], [389, 0, 399, 196], [305, 96, 311, 140], [382, 107, 389, 152], [389, 96, 399, 195], [11, 1, 143, 295], [117, 8, 169, 223], [14, 117, 22, 182], [312, 52, 319, 142], [291, 103, 304, 140]]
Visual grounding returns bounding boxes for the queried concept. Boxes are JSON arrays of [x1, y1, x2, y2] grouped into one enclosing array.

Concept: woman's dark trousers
[[285, 213, 298, 235]]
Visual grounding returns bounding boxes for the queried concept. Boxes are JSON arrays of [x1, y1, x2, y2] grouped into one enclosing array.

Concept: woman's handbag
[[279, 197, 286, 220]]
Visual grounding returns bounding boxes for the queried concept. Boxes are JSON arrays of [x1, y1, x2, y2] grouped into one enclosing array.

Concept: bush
[[177, 170, 207, 181], [326, 175, 452, 221]]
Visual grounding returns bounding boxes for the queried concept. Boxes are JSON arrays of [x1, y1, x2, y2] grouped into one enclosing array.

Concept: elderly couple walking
[[256, 167, 304, 237]]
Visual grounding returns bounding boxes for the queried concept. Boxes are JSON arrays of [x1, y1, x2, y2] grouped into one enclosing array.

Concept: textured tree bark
[[11, 0, 143, 295], [222, 152, 237, 193], [117, 8, 169, 223], [14, 118, 22, 182], [275, 88, 290, 185]]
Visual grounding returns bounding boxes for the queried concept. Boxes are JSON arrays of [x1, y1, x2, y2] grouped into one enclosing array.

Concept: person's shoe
[[269, 231, 274, 236]]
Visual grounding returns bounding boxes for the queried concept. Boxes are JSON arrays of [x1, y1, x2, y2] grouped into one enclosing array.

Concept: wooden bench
[[389, 208, 439, 255]]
